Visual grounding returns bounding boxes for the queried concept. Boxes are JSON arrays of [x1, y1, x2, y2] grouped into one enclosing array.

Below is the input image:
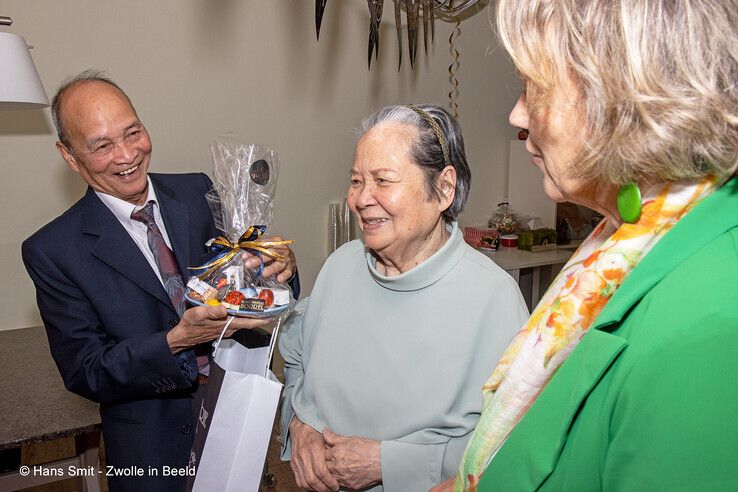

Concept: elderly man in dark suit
[[22, 71, 298, 491]]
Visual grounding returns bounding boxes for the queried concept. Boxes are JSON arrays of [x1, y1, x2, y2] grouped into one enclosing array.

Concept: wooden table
[[0, 326, 102, 491], [481, 246, 574, 310]]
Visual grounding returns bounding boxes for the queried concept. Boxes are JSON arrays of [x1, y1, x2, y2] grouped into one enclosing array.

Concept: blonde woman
[[435, 0, 738, 490]]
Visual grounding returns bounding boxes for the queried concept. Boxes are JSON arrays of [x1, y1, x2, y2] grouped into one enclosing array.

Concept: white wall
[[0, 0, 520, 330]]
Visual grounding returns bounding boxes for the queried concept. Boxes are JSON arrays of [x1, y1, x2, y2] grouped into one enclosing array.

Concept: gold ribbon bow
[[190, 226, 294, 279]]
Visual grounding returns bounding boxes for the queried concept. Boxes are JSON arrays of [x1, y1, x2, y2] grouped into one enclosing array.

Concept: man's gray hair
[[51, 70, 129, 149], [359, 104, 471, 222]]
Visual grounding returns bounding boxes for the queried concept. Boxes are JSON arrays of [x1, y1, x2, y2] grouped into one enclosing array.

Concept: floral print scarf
[[456, 177, 718, 491]]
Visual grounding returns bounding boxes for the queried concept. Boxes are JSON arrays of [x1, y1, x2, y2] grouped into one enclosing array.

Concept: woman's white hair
[[496, 0, 738, 185], [359, 104, 472, 222]]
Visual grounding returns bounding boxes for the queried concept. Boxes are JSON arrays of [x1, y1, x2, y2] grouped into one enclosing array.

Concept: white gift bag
[[187, 317, 284, 492]]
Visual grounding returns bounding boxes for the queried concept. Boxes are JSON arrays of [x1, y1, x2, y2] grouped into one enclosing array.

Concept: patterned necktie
[[131, 201, 185, 316]]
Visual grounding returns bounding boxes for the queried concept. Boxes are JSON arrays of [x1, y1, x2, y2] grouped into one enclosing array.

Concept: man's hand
[[323, 428, 382, 490], [289, 417, 339, 492], [166, 304, 269, 354], [242, 236, 296, 282]]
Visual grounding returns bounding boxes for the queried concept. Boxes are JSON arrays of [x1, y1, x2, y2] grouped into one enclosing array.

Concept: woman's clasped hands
[[289, 417, 381, 491]]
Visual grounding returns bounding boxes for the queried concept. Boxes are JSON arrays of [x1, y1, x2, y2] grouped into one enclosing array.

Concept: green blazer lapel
[[480, 330, 627, 491], [594, 177, 738, 331]]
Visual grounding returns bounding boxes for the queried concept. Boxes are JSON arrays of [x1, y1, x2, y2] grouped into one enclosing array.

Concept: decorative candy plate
[[184, 292, 292, 318]]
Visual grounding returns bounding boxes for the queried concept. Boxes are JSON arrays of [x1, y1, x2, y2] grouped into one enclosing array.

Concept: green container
[[518, 228, 557, 251], [518, 230, 534, 250]]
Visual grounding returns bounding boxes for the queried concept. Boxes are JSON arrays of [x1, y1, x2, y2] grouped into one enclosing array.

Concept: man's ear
[[437, 165, 457, 212], [56, 141, 80, 174]]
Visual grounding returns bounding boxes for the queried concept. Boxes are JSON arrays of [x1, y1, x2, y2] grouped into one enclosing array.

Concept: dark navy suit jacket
[[23, 173, 240, 490]]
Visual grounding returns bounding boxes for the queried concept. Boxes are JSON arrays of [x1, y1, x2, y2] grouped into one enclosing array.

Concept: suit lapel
[[593, 176, 738, 331], [80, 186, 176, 314], [481, 330, 627, 491], [150, 175, 191, 281], [481, 177, 738, 490]]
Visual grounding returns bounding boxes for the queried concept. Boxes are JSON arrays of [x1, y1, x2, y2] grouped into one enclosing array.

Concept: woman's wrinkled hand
[[289, 417, 339, 492], [430, 477, 456, 492], [323, 428, 382, 490], [242, 236, 296, 282]]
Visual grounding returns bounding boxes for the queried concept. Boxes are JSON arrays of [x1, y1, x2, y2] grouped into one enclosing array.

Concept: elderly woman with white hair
[[428, 1, 738, 491], [278, 104, 528, 492]]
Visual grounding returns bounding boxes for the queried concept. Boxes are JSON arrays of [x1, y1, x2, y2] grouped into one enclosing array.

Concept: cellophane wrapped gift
[[184, 138, 294, 317], [488, 201, 522, 234]]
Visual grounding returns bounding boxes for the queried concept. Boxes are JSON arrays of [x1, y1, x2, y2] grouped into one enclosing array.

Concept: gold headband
[[406, 105, 450, 167]]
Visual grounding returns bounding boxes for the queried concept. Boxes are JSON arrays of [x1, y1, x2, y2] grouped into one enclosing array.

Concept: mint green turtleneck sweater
[[279, 222, 528, 491]]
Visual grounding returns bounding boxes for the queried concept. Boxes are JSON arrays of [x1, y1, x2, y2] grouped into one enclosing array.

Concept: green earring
[[617, 182, 642, 224]]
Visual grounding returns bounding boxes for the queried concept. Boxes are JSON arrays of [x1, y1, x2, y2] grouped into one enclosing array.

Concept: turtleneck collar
[[366, 221, 466, 292]]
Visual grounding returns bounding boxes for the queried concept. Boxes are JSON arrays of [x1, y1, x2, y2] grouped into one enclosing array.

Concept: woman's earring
[[617, 182, 642, 224]]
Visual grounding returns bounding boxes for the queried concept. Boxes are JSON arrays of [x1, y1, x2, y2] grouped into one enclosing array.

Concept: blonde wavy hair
[[496, 0, 738, 186]]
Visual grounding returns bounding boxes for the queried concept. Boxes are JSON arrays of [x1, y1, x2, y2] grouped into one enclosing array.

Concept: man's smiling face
[[56, 80, 152, 205]]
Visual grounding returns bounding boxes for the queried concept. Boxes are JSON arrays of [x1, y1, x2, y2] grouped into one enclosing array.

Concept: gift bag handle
[[212, 315, 285, 378], [212, 316, 237, 356], [265, 315, 284, 378]]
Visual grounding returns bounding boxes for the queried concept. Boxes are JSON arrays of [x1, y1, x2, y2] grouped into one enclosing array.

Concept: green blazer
[[479, 177, 738, 491]]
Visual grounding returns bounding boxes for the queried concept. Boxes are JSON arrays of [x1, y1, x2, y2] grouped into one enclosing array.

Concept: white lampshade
[[0, 31, 49, 110]]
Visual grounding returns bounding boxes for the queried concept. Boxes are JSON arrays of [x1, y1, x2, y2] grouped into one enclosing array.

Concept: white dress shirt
[[96, 177, 174, 286]]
